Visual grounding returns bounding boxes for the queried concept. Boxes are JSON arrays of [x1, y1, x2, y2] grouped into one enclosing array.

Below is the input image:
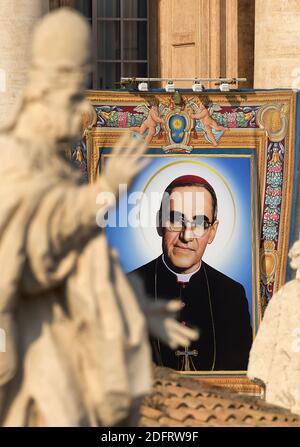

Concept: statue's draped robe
[[248, 280, 300, 415], [0, 136, 151, 426]]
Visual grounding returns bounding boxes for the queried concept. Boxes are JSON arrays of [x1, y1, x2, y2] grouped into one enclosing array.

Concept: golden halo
[[140, 159, 236, 250]]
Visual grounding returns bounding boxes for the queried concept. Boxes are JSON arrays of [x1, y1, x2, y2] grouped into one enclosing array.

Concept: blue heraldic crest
[[164, 111, 193, 153], [169, 114, 187, 144]]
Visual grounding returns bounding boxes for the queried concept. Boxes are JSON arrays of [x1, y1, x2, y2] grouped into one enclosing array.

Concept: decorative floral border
[[81, 90, 298, 322]]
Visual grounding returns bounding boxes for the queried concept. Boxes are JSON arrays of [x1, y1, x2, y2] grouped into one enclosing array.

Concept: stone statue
[[0, 9, 198, 427], [248, 239, 300, 416]]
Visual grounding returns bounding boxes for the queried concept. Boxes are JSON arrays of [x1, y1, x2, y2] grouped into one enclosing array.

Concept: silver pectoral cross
[[175, 346, 198, 371]]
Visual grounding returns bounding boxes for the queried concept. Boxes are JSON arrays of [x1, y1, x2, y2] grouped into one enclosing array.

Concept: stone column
[[0, 0, 49, 128], [254, 0, 300, 88]]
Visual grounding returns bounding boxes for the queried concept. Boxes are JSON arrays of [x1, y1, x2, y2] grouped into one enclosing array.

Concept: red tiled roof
[[139, 367, 300, 427]]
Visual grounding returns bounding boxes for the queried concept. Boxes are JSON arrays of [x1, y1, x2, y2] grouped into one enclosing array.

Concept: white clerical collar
[[162, 255, 201, 283]]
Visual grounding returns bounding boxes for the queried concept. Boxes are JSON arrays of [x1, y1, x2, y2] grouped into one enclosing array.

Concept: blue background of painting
[[104, 148, 257, 324]]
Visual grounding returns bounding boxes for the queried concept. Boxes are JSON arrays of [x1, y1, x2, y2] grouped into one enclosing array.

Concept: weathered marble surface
[[0, 8, 197, 427], [248, 239, 300, 415]]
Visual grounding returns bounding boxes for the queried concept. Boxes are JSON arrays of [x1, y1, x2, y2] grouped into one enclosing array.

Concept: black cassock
[[128, 255, 252, 371]]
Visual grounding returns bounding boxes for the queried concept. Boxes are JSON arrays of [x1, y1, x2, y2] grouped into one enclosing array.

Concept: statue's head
[[31, 8, 90, 75], [14, 8, 92, 144]]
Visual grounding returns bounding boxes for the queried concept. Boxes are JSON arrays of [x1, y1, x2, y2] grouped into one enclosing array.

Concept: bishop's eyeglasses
[[164, 211, 214, 238]]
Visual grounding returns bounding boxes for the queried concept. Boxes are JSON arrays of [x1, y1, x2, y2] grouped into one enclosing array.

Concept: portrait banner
[[77, 89, 300, 393]]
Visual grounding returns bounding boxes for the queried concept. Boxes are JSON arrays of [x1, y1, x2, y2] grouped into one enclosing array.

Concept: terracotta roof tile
[[139, 416, 162, 427], [156, 417, 186, 427], [139, 367, 300, 427]]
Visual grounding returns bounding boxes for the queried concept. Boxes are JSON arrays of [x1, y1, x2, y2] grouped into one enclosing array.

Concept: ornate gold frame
[[85, 89, 298, 394]]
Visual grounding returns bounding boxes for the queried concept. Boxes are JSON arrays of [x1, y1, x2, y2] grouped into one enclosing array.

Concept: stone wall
[[0, 0, 49, 129], [254, 0, 300, 89]]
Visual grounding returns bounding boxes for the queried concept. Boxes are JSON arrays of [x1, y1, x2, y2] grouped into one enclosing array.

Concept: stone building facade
[[2, 0, 300, 127]]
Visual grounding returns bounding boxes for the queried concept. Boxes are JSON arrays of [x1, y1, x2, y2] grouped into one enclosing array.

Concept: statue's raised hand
[[128, 272, 199, 350], [144, 299, 200, 350], [102, 131, 149, 195]]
